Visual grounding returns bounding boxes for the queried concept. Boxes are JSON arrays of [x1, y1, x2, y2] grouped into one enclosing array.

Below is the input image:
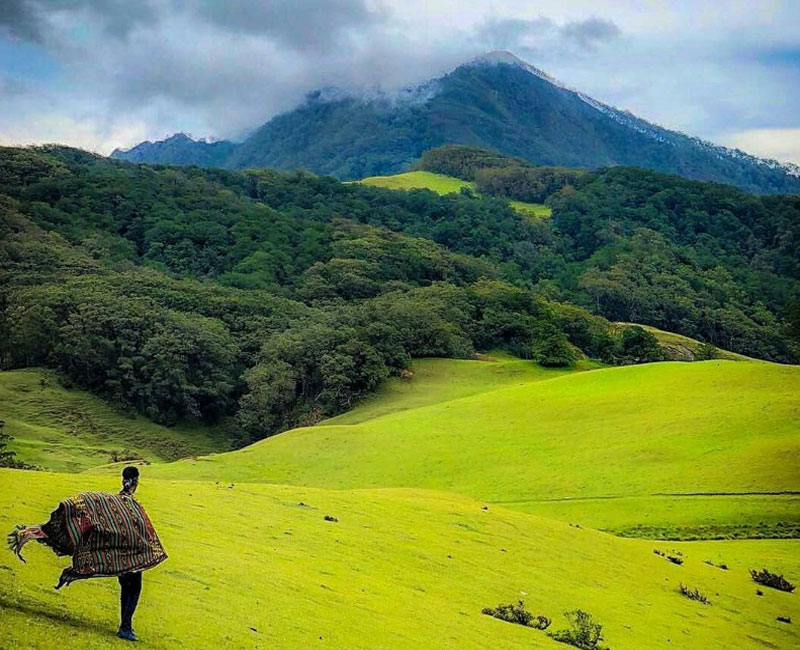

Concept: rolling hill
[[97, 359, 800, 539], [0, 368, 229, 472], [113, 52, 800, 194], [3, 354, 799, 648]]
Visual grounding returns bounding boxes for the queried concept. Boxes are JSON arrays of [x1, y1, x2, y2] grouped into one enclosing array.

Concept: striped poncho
[[8, 491, 167, 588]]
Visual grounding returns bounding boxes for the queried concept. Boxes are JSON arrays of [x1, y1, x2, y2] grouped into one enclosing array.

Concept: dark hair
[[122, 466, 139, 480]]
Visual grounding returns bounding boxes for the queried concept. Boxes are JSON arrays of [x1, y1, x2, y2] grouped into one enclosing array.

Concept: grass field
[[357, 171, 552, 218], [324, 355, 599, 425], [2, 469, 798, 650], [122, 360, 800, 538], [0, 369, 229, 472], [3, 352, 799, 648]]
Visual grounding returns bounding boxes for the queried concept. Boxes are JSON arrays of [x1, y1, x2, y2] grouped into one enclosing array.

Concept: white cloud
[[719, 128, 800, 165], [0, 0, 798, 157]]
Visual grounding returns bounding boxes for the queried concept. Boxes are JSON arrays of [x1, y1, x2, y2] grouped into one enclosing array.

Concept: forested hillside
[[421, 146, 800, 360], [1, 145, 798, 448]]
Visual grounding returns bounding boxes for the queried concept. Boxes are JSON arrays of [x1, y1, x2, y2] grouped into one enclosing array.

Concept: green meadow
[[0, 368, 229, 472], [357, 170, 552, 218], [126, 360, 800, 536], [2, 355, 800, 648], [2, 469, 798, 650], [324, 354, 598, 425]]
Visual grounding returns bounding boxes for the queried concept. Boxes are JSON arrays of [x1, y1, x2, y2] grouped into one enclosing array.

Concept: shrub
[[532, 333, 576, 367], [548, 609, 608, 649], [615, 326, 663, 364], [109, 448, 145, 463], [750, 568, 796, 592], [481, 600, 550, 630], [695, 342, 718, 360], [678, 584, 710, 604]]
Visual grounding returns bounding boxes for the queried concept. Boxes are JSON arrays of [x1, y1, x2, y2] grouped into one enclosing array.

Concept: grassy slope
[[616, 323, 752, 362], [357, 171, 552, 218], [2, 469, 798, 650], [131, 361, 800, 537], [0, 369, 229, 472], [324, 355, 597, 425]]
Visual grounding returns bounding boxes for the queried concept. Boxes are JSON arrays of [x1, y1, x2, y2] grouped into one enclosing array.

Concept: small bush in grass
[[750, 568, 795, 592], [548, 609, 608, 649], [481, 600, 550, 629], [109, 448, 145, 463], [695, 343, 718, 360], [679, 584, 710, 604]]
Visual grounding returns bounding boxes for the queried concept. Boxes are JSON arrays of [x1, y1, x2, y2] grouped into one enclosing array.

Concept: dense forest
[[1, 145, 798, 444], [422, 146, 800, 360]]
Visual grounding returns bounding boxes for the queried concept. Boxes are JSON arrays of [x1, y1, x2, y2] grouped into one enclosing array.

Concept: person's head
[[122, 466, 139, 494]]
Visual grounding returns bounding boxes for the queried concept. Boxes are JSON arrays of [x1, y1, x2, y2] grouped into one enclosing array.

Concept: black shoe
[[117, 627, 139, 642]]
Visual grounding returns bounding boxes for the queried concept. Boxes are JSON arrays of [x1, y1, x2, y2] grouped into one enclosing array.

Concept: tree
[[616, 326, 663, 364]]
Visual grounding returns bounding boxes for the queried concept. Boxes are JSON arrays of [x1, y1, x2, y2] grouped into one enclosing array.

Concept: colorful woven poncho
[[8, 491, 167, 588]]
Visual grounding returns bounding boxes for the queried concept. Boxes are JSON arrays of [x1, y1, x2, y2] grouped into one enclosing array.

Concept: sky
[[1, 0, 799, 163]]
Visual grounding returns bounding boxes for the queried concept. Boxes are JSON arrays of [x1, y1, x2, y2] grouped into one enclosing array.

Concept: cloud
[[560, 17, 621, 50], [195, 0, 383, 52], [0, 1, 797, 159], [720, 128, 800, 165], [0, 0, 158, 42], [476, 15, 621, 56], [0, 0, 44, 41]]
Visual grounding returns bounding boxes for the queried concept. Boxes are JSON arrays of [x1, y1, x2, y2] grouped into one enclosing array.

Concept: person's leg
[[124, 572, 142, 630], [118, 574, 129, 630], [117, 573, 141, 641]]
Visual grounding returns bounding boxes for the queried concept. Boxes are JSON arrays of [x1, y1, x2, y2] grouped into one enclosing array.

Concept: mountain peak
[[464, 51, 559, 86], [470, 50, 527, 66]]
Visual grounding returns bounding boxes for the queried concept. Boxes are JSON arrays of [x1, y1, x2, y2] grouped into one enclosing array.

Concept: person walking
[[8, 466, 167, 642]]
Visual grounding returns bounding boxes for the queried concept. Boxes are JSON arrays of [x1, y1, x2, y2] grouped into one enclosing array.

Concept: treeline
[[420, 144, 588, 203], [0, 146, 658, 443], [418, 145, 529, 180]]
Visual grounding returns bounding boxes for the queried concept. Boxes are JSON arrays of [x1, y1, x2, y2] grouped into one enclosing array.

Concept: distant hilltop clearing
[[112, 51, 800, 194]]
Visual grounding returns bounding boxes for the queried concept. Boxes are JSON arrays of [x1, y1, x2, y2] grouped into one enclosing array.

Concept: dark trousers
[[118, 572, 142, 632]]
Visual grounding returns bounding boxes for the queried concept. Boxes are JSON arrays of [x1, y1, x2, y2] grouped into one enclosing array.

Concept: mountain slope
[[112, 52, 800, 194]]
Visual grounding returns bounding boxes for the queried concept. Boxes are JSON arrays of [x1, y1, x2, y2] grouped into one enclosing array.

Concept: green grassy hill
[[357, 171, 552, 218], [0, 369, 229, 472], [615, 323, 752, 362], [2, 469, 798, 650], [324, 355, 598, 425], [125, 360, 800, 539]]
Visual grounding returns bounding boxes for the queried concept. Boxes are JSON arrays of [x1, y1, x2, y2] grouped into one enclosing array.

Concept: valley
[[1, 130, 799, 650], [2, 353, 799, 649]]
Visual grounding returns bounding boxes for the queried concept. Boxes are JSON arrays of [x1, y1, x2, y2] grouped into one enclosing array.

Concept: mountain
[[111, 132, 236, 167], [112, 52, 800, 194]]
